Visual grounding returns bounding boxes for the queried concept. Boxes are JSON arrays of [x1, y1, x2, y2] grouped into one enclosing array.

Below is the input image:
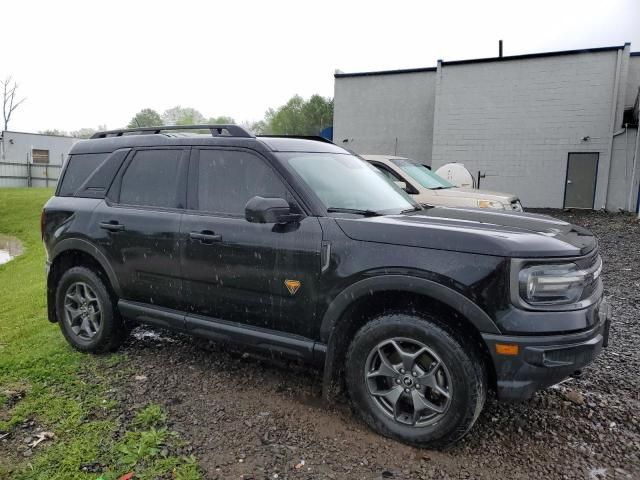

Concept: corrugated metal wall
[[0, 131, 79, 188]]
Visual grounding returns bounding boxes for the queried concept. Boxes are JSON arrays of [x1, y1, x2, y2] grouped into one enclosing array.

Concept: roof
[[441, 44, 628, 66], [334, 67, 436, 79], [335, 44, 630, 78], [69, 133, 348, 156], [1, 130, 79, 139]]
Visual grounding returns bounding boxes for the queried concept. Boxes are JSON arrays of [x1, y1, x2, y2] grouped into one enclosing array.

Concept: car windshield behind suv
[[391, 159, 454, 190], [282, 152, 417, 214]]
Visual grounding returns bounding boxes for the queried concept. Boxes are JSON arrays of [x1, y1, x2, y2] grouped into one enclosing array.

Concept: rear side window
[[119, 150, 182, 208], [58, 153, 108, 196], [196, 149, 289, 215]]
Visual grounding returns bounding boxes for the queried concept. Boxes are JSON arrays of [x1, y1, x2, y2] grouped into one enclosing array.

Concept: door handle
[[567, 180, 572, 184], [99, 221, 125, 232], [189, 231, 222, 244]]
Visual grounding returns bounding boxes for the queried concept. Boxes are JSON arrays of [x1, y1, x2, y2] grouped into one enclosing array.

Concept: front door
[[564, 153, 599, 209], [181, 147, 323, 337], [95, 147, 188, 309]]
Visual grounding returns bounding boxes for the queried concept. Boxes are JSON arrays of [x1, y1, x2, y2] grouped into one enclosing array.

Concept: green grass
[[0, 188, 200, 480]]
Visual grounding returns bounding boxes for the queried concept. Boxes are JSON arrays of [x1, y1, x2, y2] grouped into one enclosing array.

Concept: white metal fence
[[0, 160, 62, 188]]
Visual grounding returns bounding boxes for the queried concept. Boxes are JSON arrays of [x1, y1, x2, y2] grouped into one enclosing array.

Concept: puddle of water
[[132, 326, 177, 343], [0, 235, 24, 265]]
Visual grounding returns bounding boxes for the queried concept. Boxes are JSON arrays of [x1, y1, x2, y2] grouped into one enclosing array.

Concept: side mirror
[[245, 196, 302, 224], [394, 180, 408, 191]]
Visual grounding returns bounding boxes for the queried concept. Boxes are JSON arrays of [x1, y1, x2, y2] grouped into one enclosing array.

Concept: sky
[[2, 0, 639, 133]]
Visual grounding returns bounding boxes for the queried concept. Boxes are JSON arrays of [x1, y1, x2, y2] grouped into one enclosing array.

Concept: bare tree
[[2, 77, 26, 131]]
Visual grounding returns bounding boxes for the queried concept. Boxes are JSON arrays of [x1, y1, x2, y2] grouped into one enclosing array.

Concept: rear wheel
[[346, 312, 486, 448], [55, 266, 128, 352]]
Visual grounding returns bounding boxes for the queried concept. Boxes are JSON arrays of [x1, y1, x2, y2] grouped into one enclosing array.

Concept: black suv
[[43, 125, 610, 448]]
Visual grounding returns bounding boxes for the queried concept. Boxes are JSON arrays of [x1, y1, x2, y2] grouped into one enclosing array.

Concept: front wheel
[[345, 312, 486, 448]]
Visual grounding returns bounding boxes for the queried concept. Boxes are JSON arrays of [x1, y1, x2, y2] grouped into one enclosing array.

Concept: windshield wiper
[[327, 207, 382, 217], [401, 206, 423, 213], [430, 186, 450, 190]]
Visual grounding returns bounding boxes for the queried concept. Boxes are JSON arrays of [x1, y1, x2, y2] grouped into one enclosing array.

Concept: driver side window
[[195, 150, 291, 216]]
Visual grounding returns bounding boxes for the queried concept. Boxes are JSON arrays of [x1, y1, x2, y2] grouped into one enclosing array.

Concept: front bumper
[[482, 299, 610, 401]]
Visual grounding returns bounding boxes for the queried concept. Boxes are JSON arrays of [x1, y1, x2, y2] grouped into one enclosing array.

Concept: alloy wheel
[[364, 337, 452, 427], [64, 282, 102, 340]]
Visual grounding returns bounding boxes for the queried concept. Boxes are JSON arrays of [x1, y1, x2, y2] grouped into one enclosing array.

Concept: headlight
[[518, 263, 589, 305], [477, 200, 505, 209]]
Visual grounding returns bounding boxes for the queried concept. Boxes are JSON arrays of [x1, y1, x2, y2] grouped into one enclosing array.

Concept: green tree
[[162, 106, 205, 126], [127, 108, 162, 128], [263, 95, 305, 135], [245, 120, 266, 135], [70, 125, 107, 139], [207, 115, 235, 125], [263, 94, 333, 135], [39, 129, 68, 136], [302, 94, 333, 135]]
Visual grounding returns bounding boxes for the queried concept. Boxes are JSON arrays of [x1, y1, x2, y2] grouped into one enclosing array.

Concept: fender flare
[[319, 275, 501, 400], [320, 275, 501, 342], [49, 237, 122, 297]]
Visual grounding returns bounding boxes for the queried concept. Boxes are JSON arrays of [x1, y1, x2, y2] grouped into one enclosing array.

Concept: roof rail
[[90, 124, 254, 139], [257, 135, 335, 145]]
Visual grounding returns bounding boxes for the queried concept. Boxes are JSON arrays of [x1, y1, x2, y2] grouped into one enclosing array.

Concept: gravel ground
[[117, 209, 640, 480]]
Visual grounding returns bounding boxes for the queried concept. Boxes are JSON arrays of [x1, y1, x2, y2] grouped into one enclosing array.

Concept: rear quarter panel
[[43, 196, 104, 262]]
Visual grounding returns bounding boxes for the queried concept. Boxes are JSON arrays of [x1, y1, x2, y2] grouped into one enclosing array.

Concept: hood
[[431, 187, 517, 202], [335, 207, 596, 258]]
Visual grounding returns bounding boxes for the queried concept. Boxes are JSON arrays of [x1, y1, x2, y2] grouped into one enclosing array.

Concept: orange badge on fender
[[284, 279, 301, 295]]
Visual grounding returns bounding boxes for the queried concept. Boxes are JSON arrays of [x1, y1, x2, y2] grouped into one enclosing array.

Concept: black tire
[[345, 312, 486, 448], [55, 266, 128, 353]]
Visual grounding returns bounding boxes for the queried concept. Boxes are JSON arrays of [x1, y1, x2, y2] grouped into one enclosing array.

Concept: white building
[[0, 131, 80, 188], [334, 44, 640, 212]]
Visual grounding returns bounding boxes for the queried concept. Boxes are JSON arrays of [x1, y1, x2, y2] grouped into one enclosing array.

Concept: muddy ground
[[116, 209, 640, 479]]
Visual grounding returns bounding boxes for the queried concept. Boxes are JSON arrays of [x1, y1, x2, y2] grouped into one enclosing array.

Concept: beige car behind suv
[[363, 155, 523, 211]]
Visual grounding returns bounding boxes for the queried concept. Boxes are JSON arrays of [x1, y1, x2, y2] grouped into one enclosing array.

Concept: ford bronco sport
[[42, 125, 610, 448]]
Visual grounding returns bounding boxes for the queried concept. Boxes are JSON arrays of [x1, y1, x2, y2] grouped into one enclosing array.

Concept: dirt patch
[[0, 384, 28, 412], [115, 209, 639, 479], [0, 235, 23, 265], [0, 418, 47, 461]]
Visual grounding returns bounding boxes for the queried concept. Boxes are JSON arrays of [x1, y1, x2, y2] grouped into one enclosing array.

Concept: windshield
[[281, 153, 416, 214], [391, 159, 454, 189]]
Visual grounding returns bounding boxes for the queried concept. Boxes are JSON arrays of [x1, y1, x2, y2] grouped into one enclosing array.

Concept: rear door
[[93, 147, 188, 309], [180, 147, 323, 336], [564, 153, 599, 209]]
